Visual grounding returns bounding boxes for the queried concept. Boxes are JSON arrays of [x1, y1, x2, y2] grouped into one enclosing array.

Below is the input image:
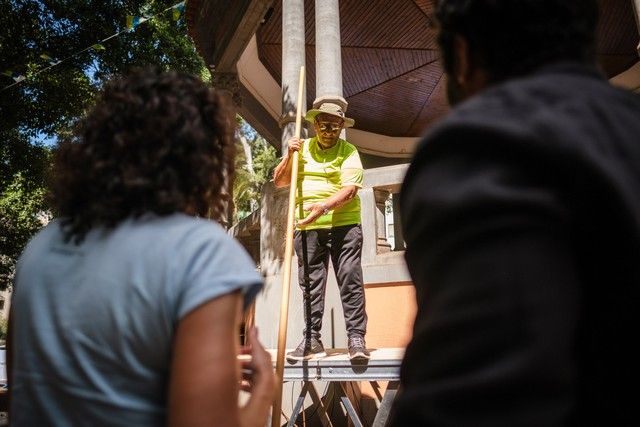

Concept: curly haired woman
[[8, 67, 274, 426]]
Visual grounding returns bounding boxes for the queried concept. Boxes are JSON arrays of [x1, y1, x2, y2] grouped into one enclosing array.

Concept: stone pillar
[[281, 0, 307, 154], [259, 3, 316, 422], [315, 0, 349, 141], [314, 0, 345, 107], [210, 70, 241, 226]]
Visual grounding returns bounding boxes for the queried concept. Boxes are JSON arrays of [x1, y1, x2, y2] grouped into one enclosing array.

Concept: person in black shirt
[[390, 1, 640, 425]]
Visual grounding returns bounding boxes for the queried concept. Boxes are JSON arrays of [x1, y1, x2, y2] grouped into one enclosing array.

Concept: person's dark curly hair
[[436, 0, 599, 82], [50, 67, 236, 242]]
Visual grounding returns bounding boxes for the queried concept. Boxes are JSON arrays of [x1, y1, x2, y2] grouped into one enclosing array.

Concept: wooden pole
[[272, 65, 305, 427]]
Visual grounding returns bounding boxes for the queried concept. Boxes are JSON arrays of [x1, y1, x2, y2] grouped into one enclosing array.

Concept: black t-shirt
[[391, 63, 640, 426]]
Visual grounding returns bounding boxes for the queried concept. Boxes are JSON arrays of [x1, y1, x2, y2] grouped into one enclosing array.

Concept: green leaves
[[0, 172, 50, 289], [0, 1, 269, 290], [1, 0, 207, 140], [0, 131, 51, 290], [233, 118, 278, 221], [0, 0, 207, 290]]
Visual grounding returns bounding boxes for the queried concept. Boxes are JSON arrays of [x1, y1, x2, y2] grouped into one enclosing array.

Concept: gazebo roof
[[187, 0, 639, 139], [256, 0, 447, 137]]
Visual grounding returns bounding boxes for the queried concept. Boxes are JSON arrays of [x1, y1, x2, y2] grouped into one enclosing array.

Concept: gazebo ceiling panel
[[347, 61, 446, 136], [338, 0, 438, 49], [597, 0, 638, 53], [408, 73, 449, 136], [251, 0, 637, 137], [186, 0, 254, 66], [341, 48, 440, 97], [595, 0, 639, 77]]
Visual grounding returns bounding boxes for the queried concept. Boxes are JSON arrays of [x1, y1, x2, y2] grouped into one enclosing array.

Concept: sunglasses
[[317, 122, 343, 132]]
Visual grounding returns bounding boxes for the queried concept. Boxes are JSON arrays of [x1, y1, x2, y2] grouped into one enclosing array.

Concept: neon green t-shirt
[[295, 137, 363, 230]]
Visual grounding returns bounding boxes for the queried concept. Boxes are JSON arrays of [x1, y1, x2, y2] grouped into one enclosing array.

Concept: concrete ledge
[[363, 164, 408, 191], [363, 255, 411, 284]]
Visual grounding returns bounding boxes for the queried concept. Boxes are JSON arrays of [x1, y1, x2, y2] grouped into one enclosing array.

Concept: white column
[[315, 0, 344, 106], [281, 0, 307, 153]]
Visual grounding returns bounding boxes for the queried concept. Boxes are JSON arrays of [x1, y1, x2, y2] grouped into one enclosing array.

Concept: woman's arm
[[168, 291, 273, 427]]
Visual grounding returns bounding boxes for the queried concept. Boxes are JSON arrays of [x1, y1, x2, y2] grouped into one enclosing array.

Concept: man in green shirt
[[274, 102, 369, 361]]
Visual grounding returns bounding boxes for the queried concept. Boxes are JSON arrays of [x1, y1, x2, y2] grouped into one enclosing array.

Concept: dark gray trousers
[[293, 224, 367, 341]]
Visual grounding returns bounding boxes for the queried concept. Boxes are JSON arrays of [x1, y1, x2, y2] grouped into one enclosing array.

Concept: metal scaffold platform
[[271, 348, 403, 427]]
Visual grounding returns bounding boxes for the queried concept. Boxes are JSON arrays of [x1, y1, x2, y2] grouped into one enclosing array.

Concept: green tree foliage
[[233, 118, 278, 221], [0, 0, 208, 290], [0, 172, 50, 287], [0, 0, 207, 141], [1, 131, 51, 290], [0, 1, 274, 291]]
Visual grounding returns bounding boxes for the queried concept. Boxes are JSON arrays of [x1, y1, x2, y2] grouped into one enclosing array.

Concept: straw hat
[[305, 102, 355, 128]]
